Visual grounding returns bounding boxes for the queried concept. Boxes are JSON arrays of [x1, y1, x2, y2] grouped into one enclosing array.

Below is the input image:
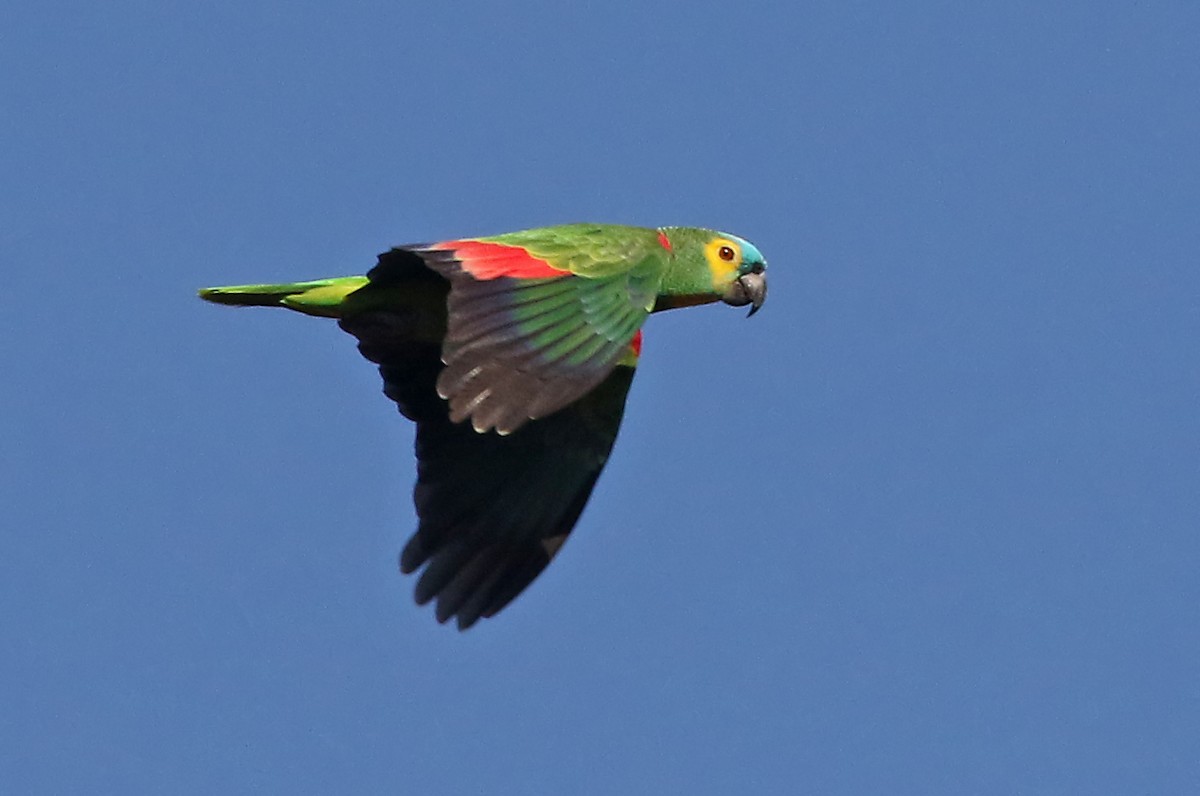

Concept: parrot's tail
[[198, 276, 370, 318]]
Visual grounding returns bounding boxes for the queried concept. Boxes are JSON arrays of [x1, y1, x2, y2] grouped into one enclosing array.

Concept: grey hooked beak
[[722, 267, 767, 317]]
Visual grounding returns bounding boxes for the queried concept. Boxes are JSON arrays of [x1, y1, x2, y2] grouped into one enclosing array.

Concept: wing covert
[[415, 234, 663, 434]]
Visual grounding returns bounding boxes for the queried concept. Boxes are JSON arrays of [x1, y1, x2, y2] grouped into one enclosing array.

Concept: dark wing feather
[[400, 360, 634, 629]]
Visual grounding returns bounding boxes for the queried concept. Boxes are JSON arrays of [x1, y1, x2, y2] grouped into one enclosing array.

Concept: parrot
[[199, 223, 767, 629]]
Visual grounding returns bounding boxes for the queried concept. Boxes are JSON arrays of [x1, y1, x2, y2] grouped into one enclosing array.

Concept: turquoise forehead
[[721, 232, 765, 265]]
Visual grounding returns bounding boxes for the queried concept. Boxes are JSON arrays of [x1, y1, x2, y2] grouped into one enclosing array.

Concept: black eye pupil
[[719, 246, 735, 261]]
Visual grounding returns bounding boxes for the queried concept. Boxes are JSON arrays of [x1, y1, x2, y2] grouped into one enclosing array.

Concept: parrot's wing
[[339, 305, 637, 630], [406, 238, 661, 435]]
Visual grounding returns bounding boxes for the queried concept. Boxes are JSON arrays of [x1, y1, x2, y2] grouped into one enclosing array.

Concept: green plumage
[[199, 223, 767, 629], [478, 224, 669, 278], [199, 277, 369, 317]]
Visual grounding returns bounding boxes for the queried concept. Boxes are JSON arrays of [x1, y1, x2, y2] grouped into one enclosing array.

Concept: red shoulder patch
[[657, 230, 672, 251], [434, 239, 570, 280], [630, 329, 643, 357]]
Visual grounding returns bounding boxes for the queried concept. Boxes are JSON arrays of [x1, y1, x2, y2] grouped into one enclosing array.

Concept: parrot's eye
[[718, 245, 736, 262]]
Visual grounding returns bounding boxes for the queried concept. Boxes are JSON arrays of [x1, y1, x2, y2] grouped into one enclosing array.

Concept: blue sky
[[3, 1, 1199, 793]]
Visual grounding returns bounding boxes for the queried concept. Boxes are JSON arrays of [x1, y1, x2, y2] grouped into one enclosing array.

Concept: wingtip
[[456, 615, 479, 631]]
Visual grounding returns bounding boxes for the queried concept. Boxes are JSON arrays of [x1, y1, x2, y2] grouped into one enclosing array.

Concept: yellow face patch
[[703, 238, 742, 289]]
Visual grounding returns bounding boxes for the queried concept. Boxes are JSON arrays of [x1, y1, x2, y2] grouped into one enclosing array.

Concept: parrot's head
[[709, 232, 768, 316], [653, 227, 768, 316]]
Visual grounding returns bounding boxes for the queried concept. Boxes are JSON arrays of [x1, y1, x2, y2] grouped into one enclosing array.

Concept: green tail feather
[[198, 276, 369, 318]]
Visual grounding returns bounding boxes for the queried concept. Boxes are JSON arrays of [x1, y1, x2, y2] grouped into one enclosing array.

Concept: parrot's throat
[[652, 294, 720, 313]]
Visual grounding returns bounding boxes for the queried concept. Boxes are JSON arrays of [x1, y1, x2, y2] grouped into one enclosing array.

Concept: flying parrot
[[200, 223, 767, 629]]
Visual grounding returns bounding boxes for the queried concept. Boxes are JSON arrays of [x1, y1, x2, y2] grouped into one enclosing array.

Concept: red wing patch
[[657, 230, 672, 251], [630, 329, 643, 357], [434, 239, 570, 280]]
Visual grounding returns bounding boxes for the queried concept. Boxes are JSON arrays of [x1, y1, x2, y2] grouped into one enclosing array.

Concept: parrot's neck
[[652, 227, 723, 313]]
